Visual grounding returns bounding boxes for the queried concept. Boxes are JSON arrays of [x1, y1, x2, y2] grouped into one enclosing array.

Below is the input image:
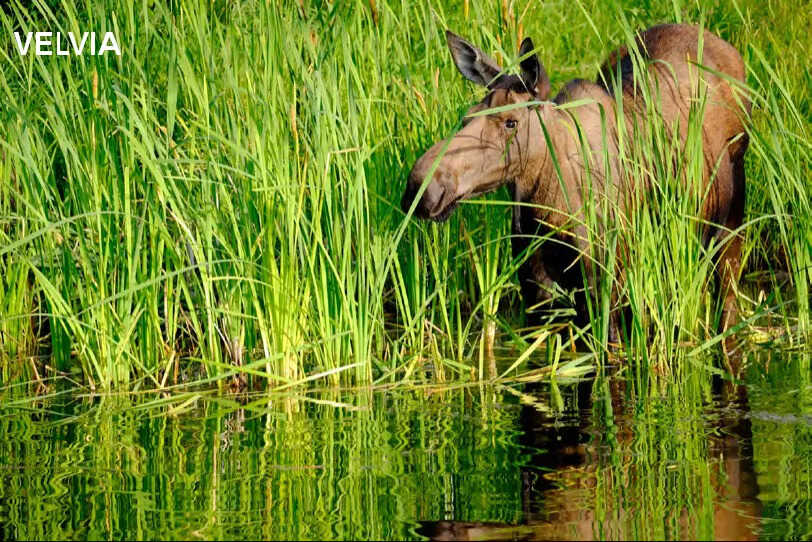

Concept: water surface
[[1, 353, 809, 540]]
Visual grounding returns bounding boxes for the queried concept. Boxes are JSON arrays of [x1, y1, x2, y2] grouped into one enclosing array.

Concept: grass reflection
[[0, 351, 809, 540]]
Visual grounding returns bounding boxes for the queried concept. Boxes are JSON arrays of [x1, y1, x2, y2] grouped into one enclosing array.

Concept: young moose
[[401, 24, 749, 341]]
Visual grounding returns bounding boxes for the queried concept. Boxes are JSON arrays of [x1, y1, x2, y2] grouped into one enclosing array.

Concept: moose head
[[401, 31, 552, 221]]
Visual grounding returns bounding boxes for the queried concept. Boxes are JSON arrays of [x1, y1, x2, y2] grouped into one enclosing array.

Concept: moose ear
[[518, 37, 550, 99], [446, 30, 503, 88]]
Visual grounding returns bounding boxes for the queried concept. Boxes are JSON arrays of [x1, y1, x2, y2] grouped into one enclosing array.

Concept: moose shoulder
[[401, 24, 749, 341]]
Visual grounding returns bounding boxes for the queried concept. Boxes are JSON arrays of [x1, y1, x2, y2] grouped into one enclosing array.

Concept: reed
[[0, 0, 808, 391]]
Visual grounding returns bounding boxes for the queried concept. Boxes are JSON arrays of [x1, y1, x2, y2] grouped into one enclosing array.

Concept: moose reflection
[[419, 379, 761, 540]]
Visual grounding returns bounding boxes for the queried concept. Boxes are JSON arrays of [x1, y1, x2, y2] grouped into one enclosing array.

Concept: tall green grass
[[0, 0, 808, 390]]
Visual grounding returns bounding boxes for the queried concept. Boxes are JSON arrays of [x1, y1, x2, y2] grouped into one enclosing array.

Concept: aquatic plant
[[0, 0, 808, 390]]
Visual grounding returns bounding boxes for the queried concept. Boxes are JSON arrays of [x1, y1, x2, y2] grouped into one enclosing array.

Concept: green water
[[1, 354, 809, 541]]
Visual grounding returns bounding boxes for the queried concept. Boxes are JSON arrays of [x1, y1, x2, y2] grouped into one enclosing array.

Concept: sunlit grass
[[0, 0, 808, 391]]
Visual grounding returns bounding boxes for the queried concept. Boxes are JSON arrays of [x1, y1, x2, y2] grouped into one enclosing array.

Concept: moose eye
[[505, 118, 517, 129]]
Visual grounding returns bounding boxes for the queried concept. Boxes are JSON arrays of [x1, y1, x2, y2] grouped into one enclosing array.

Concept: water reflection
[[420, 376, 797, 541], [0, 354, 809, 541], [0, 389, 527, 540]]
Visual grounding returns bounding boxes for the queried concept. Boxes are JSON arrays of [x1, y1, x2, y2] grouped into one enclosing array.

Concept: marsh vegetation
[[0, 0, 809, 391], [0, 1, 809, 540]]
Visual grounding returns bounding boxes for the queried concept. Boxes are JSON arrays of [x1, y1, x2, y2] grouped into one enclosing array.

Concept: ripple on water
[[0, 357, 809, 540]]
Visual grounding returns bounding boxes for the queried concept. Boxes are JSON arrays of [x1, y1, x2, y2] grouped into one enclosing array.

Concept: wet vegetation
[[0, 1, 809, 539], [0, 0, 809, 390]]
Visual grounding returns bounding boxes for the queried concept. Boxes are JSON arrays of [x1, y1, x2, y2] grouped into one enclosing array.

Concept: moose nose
[[401, 177, 420, 215], [402, 171, 446, 219]]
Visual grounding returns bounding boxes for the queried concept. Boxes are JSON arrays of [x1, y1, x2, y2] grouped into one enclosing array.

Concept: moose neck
[[513, 107, 576, 228], [512, 98, 623, 236]]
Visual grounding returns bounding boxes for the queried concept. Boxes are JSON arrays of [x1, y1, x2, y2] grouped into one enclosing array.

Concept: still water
[[1, 353, 809, 540]]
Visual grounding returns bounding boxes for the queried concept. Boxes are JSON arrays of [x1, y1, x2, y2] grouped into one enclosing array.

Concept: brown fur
[[402, 24, 750, 338]]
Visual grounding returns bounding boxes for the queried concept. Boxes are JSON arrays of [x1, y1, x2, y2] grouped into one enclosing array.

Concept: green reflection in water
[[0, 389, 525, 540], [0, 352, 809, 540]]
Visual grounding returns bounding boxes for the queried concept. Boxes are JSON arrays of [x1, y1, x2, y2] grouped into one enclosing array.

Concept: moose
[[401, 24, 750, 343]]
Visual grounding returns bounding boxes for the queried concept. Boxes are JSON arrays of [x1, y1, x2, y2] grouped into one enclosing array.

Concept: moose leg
[[608, 292, 630, 347], [717, 135, 748, 369], [513, 236, 559, 328], [717, 213, 743, 333], [520, 262, 559, 328]]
